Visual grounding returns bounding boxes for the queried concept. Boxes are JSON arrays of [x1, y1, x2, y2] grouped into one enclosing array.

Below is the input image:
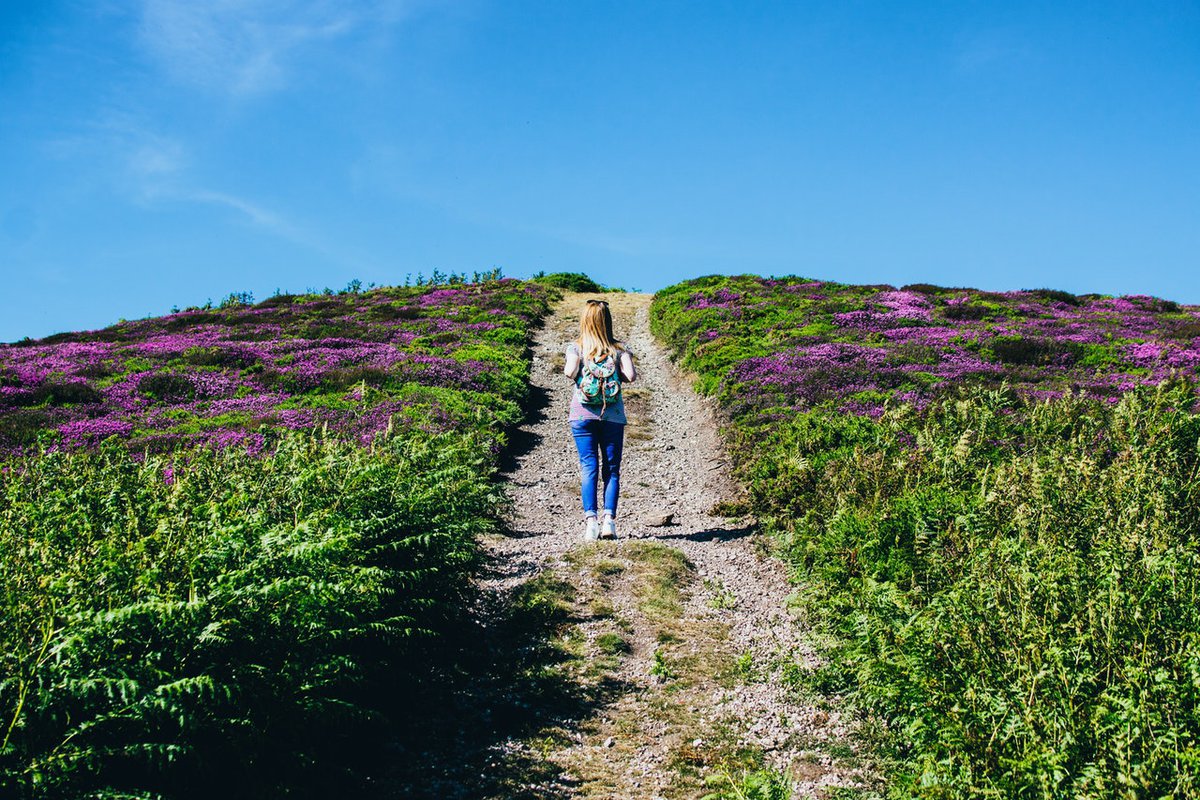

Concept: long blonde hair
[[577, 299, 622, 361]]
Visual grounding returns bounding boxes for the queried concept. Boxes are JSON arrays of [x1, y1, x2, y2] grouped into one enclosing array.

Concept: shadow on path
[[646, 523, 758, 543], [497, 383, 551, 475], [378, 565, 630, 799]]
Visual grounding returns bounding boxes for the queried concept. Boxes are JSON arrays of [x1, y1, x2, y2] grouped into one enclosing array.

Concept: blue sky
[[2, 1, 1198, 341]]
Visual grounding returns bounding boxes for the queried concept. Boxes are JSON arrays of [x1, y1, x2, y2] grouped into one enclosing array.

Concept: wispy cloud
[[42, 111, 189, 199], [127, 135, 186, 179], [50, 118, 355, 272], [952, 29, 1036, 74], [182, 188, 295, 235], [162, 183, 378, 271], [137, 0, 414, 95]]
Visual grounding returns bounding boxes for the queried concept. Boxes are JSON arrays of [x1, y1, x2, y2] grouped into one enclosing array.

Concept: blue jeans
[[570, 419, 625, 518]]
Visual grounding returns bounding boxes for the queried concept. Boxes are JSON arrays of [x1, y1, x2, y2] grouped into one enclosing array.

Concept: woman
[[563, 299, 637, 540]]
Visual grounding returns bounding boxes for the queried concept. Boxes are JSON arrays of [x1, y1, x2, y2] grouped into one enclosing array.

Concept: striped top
[[566, 342, 629, 424]]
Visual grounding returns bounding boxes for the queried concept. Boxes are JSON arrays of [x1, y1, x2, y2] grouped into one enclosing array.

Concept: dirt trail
[[472, 292, 868, 798]]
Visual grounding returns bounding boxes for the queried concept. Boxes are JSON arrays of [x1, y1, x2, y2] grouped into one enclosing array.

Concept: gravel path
[[483, 292, 867, 797]]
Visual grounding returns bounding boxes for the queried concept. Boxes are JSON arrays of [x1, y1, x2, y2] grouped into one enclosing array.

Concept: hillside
[[4, 272, 1200, 799], [652, 275, 1200, 798], [0, 279, 552, 454], [0, 277, 558, 799], [652, 275, 1200, 419]]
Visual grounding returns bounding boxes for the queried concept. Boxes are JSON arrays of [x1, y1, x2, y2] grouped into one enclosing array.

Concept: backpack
[[575, 348, 622, 408]]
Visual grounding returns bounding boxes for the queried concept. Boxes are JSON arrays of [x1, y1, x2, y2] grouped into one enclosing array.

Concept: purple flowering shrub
[[653, 274, 1200, 422], [652, 275, 1200, 797], [0, 278, 553, 454]]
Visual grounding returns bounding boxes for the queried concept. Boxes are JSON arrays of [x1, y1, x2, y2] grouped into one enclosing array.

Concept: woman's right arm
[[619, 351, 636, 383], [563, 345, 580, 379]]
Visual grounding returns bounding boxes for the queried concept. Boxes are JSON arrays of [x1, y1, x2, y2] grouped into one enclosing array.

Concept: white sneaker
[[600, 516, 617, 539], [583, 517, 600, 541]]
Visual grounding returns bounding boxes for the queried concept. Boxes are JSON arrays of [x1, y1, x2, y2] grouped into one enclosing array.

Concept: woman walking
[[564, 299, 637, 541]]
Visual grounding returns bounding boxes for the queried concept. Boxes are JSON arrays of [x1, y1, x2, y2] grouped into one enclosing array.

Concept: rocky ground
[[390, 292, 872, 798]]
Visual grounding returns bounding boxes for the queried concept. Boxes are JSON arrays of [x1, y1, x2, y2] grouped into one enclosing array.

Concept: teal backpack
[[576, 349, 622, 409]]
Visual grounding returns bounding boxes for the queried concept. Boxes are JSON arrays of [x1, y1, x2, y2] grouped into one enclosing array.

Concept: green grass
[[705, 578, 738, 609], [701, 767, 793, 800], [595, 632, 631, 656]]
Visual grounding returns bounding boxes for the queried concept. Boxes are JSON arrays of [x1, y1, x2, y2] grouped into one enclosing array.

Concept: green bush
[[0, 430, 499, 798], [733, 385, 1200, 798], [530, 271, 605, 293]]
